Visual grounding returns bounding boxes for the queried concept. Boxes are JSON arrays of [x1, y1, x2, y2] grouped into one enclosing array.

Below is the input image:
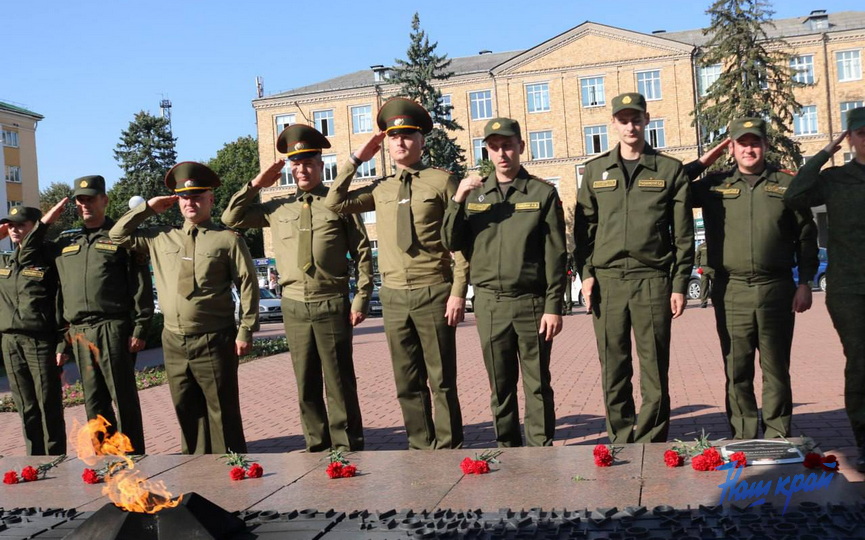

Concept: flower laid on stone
[[220, 450, 264, 481], [82, 456, 142, 485], [665, 430, 730, 471], [460, 449, 503, 475], [663, 449, 685, 468], [593, 444, 622, 467], [3, 455, 66, 485], [691, 447, 724, 471], [326, 449, 358, 479], [803, 451, 838, 472], [728, 451, 747, 468]]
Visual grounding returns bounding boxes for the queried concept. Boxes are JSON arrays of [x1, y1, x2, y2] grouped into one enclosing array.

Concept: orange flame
[[72, 415, 182, 513]]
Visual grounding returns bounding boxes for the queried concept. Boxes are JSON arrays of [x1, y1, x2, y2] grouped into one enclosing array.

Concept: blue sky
[[5, 0, 861, 192]]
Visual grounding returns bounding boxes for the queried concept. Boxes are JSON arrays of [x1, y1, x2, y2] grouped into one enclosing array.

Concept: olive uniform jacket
[[0, 229, 59, 335]]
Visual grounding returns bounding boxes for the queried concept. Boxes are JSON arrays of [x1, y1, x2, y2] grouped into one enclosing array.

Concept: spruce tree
[[39, 182, 79, 239], [695, 0, 803, 169], [391, 13, 467, 178]]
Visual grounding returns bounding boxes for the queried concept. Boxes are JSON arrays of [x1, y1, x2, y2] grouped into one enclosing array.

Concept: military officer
[[325, 97, 468, 450], [575, 92, 694, 444], [222, 124, 373, 452], [442, 117, 566, 447], [109, 162, 259, 454], [695, 241, 714, 308], [690, 118, 817, 440], [0, 206, 65, 455], [785, 106, 865, 469], [30, 175, 153, 454]]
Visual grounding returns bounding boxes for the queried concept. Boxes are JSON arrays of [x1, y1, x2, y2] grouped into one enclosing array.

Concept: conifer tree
[[390, 13, 467, 178], [695, 0, 803, 168]]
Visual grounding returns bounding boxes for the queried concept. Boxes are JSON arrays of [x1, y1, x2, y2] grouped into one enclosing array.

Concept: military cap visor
[[72, 175, 106, 197], [0, 206, 42, 224], [276, 124, 332, 158], [848, 107, 865, 132], [611, 93, 647, 115], [164, 161, 221, 194], [729, 118, 767, 140], [483, 118, 522, 141], [376, 98, 433, 135]]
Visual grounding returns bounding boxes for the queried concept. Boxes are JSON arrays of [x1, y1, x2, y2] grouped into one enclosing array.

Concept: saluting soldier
[[575, 92, 694, 444], [0, 206, 65, 455], [30, 175, 153, 454], [689, 118, 818, 440], [442, 118, 566, 447], [222, 124, 373, 452], [110, 162, 259, 455], [325, 98, 468, 450], [695, 241, 714, 308], [785, 106, 865, 469]]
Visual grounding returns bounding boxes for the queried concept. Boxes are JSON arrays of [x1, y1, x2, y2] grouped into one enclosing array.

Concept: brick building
[[1, 101, 43, 251]]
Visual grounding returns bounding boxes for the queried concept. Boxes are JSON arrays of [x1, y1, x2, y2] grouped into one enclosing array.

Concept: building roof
[[0, 101, 44, 121]]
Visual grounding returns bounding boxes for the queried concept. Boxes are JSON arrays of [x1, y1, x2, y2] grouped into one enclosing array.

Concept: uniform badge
[[743, 121, 753, 128], [515, 202, 540, 211], [478, 194, 485, 202], [184, 180, 195, 188], [9, 208, 17, 215], [294, 142, 306, 150], [622, 96, 632, 104], [62, 245, 81, 255], [394, 118, 405, 126], [80, 180, 88, 188], [0, 268, 11, 278], [638, 179, 666, 189], [602, 171, 609, 180], [492, 122, 501, 129], [467, 203, 492, 212]]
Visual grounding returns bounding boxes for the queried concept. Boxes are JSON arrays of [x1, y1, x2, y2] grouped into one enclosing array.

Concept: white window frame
[[636, 70, 662, 101], [580, 76, 606, 107], [275, 114, 295, 135], [322, 153, 337, 182], [1, 130, 19, 148], [794, 105, 819, 135], [6, 200, 22, 212], [836, 50, 862, 82], [645, 119, 666, 148], [841, 101, 865, 130], [355, 158, 376, 179], [469, 90, 493, 120], [439, 94, 452, 121], [279, 162, 294, 186], [529, 131, 554, 160], [361, 211, 376, 224], [5, 165, 21, 183], [525, 82, 550, 113], [472, 138, 488, 166], [584, 125, 608, 155], [313, 109, 335, 136], [698, 64, 722, 96], [790, 55, 815, 85], [350, 105, 373, 134]]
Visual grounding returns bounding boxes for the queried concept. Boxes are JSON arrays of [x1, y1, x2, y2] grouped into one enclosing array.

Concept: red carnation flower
[[691, 454, 710, 471], [341, 464, 358, 478], [247, 463, 263, 479], [703, 448, 723, 470], [803, 452, 822, 469], [664, 449, 684, 468], [3, 471, 18, 485], [472, 460, 490, 474], [326, 462, 344, 479], [729, 451, 747, 468], [229, 466, 246, 481], [592, 444, 606, 457], [594, 445, 613, 467], [82, 468, 101, 484], [820, 454, 839, 472], [20, 466, 38, 482], [460, 457, 475, 474]]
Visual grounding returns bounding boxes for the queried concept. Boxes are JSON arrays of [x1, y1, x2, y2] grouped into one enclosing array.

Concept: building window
[[843, 152, 854, 164], [529, 131, 554, 160], [584, 126, 608, 155], [472, 138, 488, 166], [790, 55, 815, 85], [636, 70, 662, 100], [368, 239, 378, 250], [525, 83, 550, 113], [6, 201, 22, 212], [469, 90, 493, 120], [275, 114, 295, 134], [794, 105, 818, 135], [279, 163, 294, 186], [836, 50, 862, 82], [842, 101, 865, 130], [350, 105, 373, 134], [439, 94, 452, 121], [1, 130, 19, 147], [314, 110, 335, 136], [5, 166, 21, 183], [698, 64, 722, 96], [322, 154, 337, 182], [580, 77, 606, 107], [645, 120, 666, 148], [355, 158, 376, 178], [361, 211, 376, 224]]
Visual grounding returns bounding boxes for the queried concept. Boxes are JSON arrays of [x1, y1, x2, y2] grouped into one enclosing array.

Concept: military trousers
[[2, 332, 65, 455], [700, 269, 714, 305], [379, 282, 463, 450], [826, 293, 865, 448], [281, 296, 364, 452], [161, 327, 246, 455], [590, 272, 672, 443], [712, 278, 795, 439], [69, 318, 145, 453], [474, 290, 555, 447]]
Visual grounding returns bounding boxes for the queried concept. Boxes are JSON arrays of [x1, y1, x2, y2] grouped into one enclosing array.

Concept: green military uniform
[[0, 207, 65, 455], [695, 242, 714, 307], [27, 175, 153, 453], [325, 98, 468, 450], [109, 162, 260, 455], [575, 93, 694, 444], [785, 106, 865, 461], [222, 124, 373, 452], [442, 118, 566, 446]]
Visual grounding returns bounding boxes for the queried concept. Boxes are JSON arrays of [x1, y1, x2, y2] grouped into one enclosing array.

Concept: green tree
[[207, 135, 265, 257], [108, 111, 178, 224], [39, 182, 79, 239], [477, 158, 495, 178], [694, 0, 803, 169], [391, 13, 467, 178]]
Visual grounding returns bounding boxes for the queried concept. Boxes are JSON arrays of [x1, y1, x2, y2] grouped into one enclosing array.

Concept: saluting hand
[[698, 138, 732, 168], [0, 223, 8, 241], [56, 353, 69, 367], [538, 314, 563, 341], [41, 197, 69, 225], [454, 175, 484, 203], [823, 130, 848, 155], [353, 132, 386, 163], [148, 195, 179, 214], [251, 160, 285, 189]]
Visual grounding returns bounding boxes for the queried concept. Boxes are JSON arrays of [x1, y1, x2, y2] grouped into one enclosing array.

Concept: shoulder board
[[529, 176, 556, 188], [584, 151, 611, 165], [655, 151, 684, 164]]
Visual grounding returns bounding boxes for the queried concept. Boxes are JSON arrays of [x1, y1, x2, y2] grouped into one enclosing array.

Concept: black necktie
[[177, 226, 198, 299], [397, 171, 414, 252], [298, 195, 313, 274]]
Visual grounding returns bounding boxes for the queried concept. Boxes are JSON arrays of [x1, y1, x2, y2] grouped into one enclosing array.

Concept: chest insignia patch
[[467, 203, 492, 212], [62, 245, 81, 255], [0, 268, 11, 278], [95, 243, 119, 252], [515, 202, 540, 211], [638, 179, 666, 189], [764, 184, 787, 195], [22, 268, 45, 279], [714, 187, 741, 197], [593, 179, 618, 189]]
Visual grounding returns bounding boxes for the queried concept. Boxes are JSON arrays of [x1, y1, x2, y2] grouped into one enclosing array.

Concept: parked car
[[688, 267, 703, 300], [368, 288, 383, 317], [232, 287, 283, 323], [792, 247, 828, 291], [466, 284, 474, 312]]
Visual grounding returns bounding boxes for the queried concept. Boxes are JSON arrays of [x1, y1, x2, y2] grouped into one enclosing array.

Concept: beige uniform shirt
[[221, 181, 373, 313], [109, 203, 260, 342], [325, 159, 468, 297]]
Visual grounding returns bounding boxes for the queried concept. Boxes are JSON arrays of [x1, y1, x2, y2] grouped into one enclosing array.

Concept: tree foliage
[[207, 135, 265, 257], [391, 13, 467, 178], [39, 182, 79, 240], [694, 0, 803, 169], [108, 111, 178, 224]]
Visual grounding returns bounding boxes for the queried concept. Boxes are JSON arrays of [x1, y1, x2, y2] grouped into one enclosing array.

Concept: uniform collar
[[600, 143, 659, 172], [842, 159, 865, 182], [398, 161, 427, 176], [481, 166, 531, 194], [183, 219, 215, 233], [297, 182, 329, 200], [730, 163, 777, 185]]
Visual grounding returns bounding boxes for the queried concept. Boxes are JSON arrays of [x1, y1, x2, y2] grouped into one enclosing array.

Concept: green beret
[[0, 206, 42, 224], [376, 97, 433, 135], [729, 117, 767, 140], [164, 162, 220, 195], [483, 117, 522, 141], [611, 93, 647, 115], [847, 106, 865, 132], [73, 175, 106, 197], [276, 124, 331, 159]]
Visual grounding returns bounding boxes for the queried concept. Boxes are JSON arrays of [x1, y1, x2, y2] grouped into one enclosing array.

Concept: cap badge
[[743, 121, 753, 128], [80, 180, 88, 188], [492, 122, 501, 129], [10, 208, 17, 215], [394, 118, 405, 126], [294, 142, 306, 150], [622, 96, 632, 104], [184, 180, 195, 188]]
